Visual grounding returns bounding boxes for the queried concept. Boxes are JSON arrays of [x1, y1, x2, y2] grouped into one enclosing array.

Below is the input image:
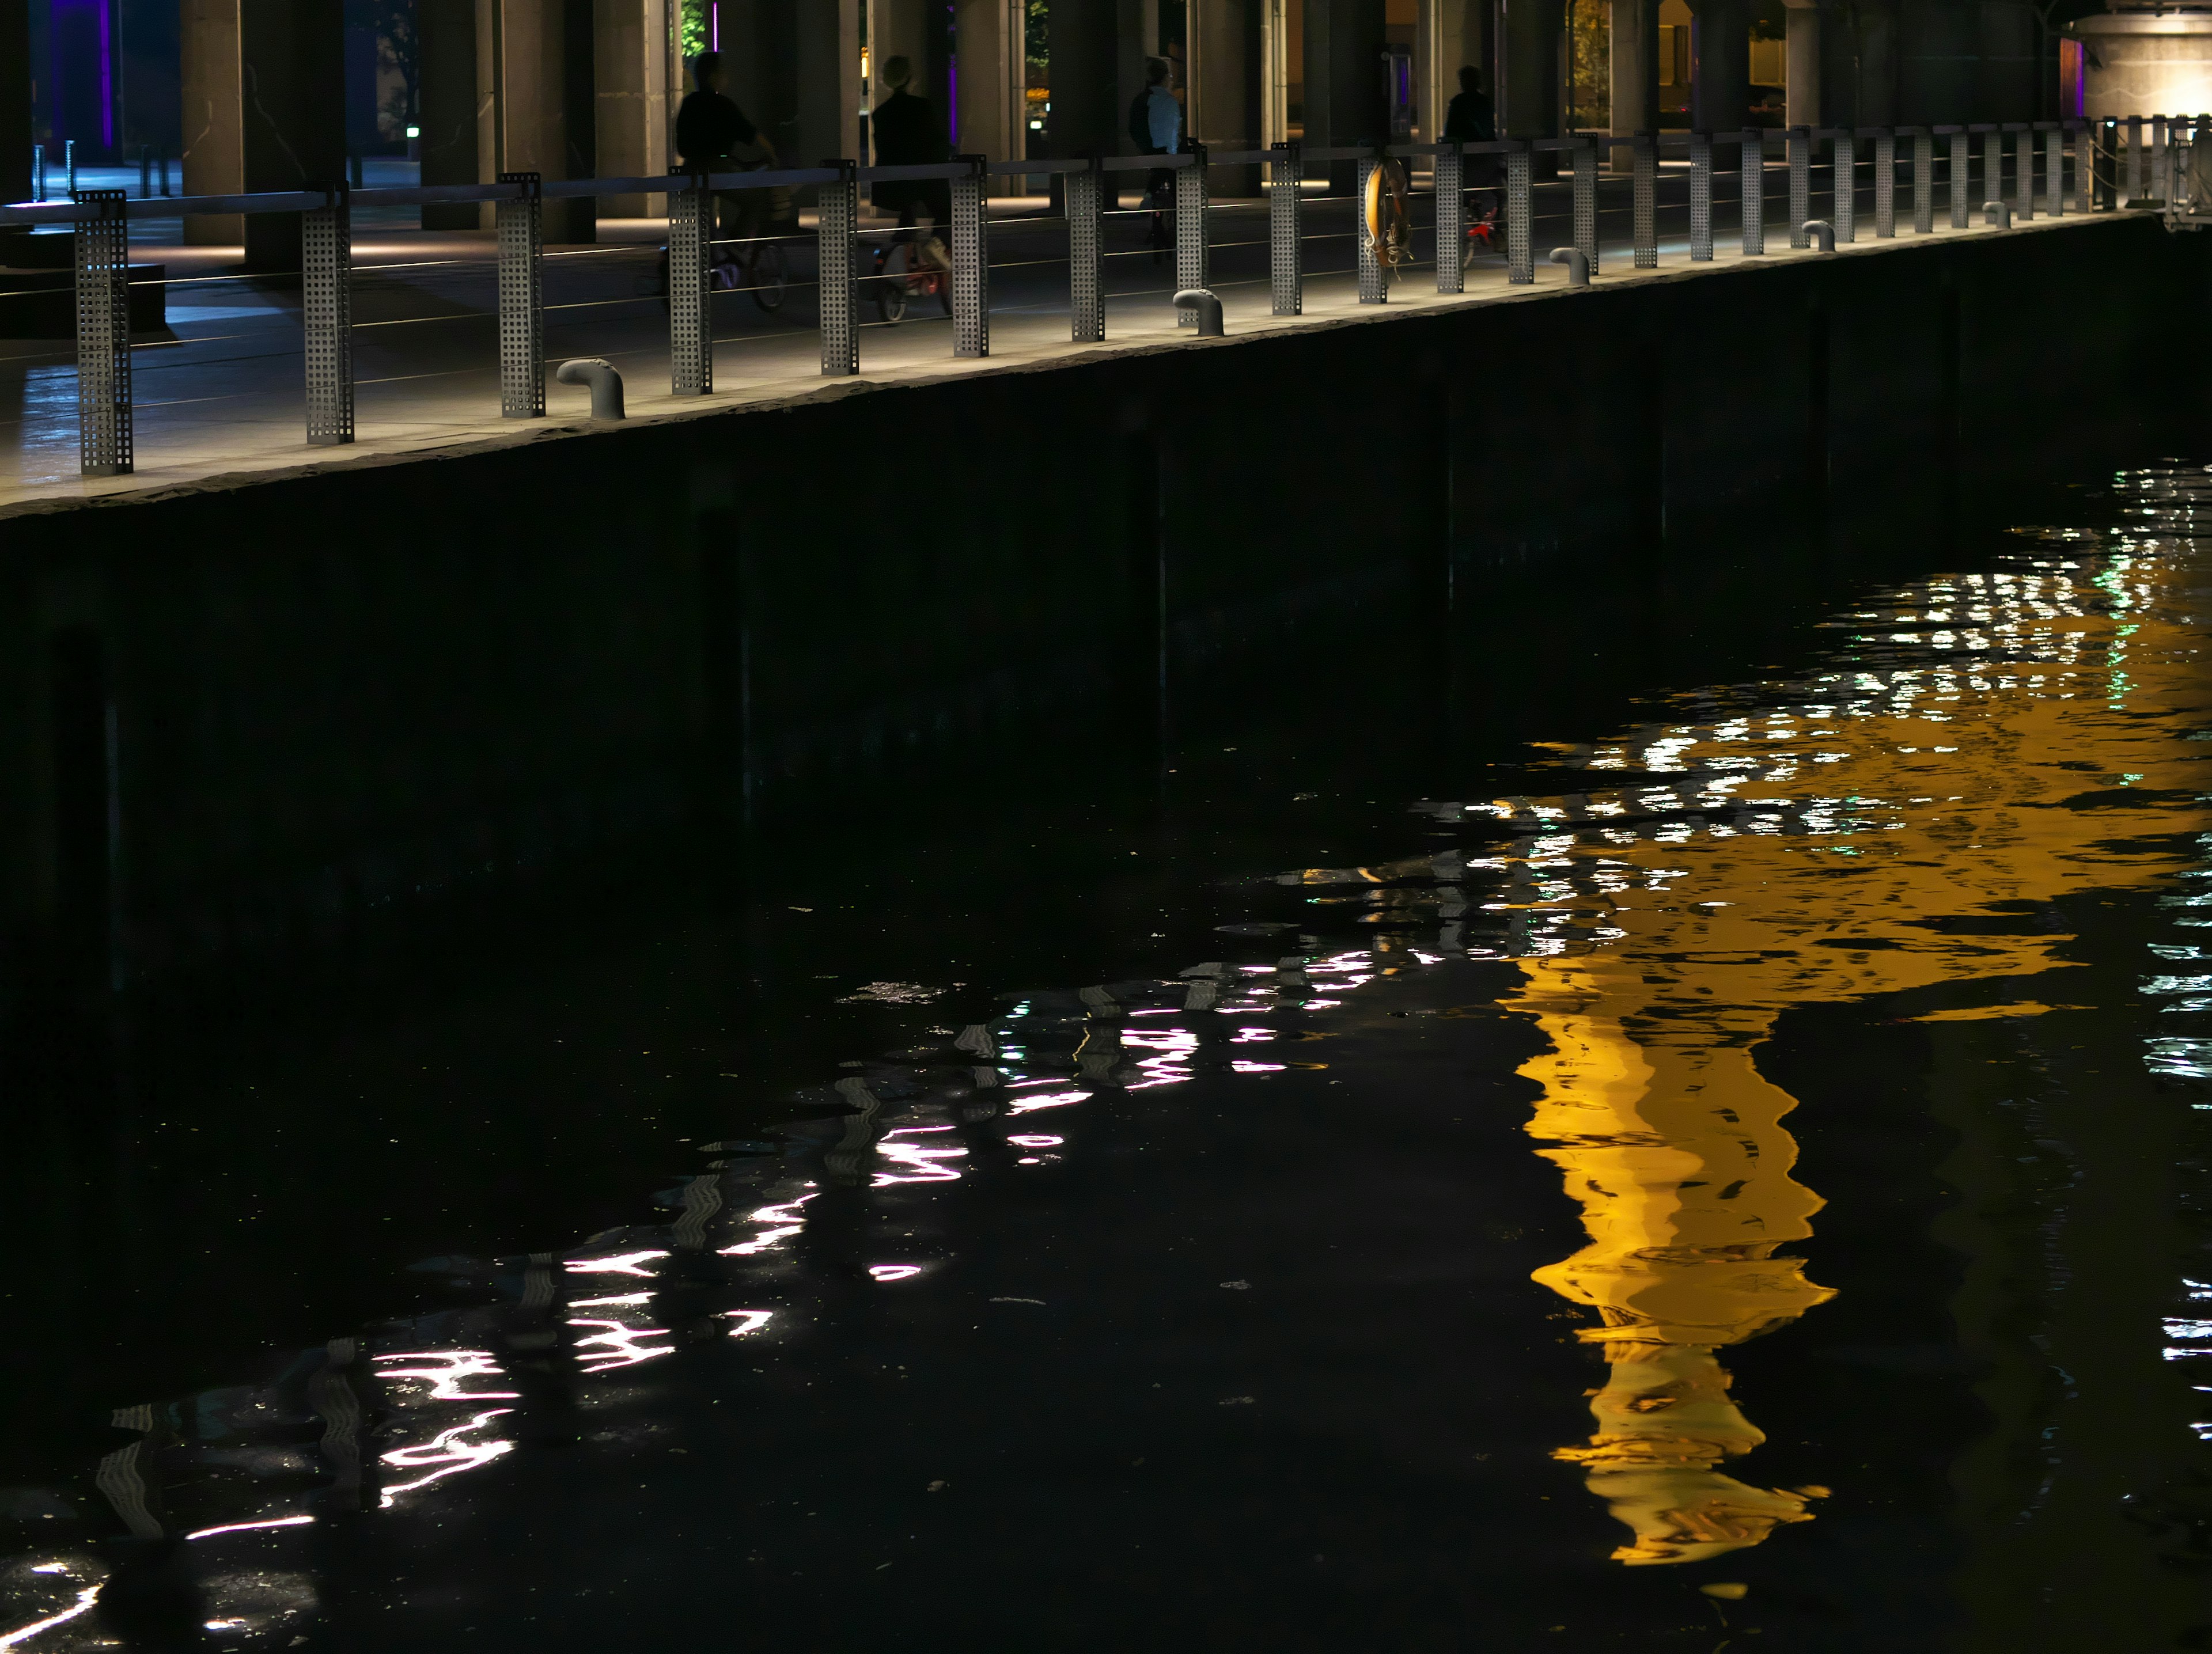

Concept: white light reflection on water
[[376, 1411, 516, 1507]]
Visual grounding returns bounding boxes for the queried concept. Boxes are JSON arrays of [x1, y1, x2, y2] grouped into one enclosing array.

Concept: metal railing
[[0, 116, 2151, 481]]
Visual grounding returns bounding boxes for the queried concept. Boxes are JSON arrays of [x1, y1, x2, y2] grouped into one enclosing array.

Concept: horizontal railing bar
[[0, 117, 2105, 226]]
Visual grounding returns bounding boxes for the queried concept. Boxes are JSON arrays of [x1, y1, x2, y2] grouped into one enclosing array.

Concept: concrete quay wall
[[0, 213, 2198, 1014]]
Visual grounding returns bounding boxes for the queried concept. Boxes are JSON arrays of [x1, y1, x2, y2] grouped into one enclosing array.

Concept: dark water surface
[[6, 468, 2212, 1652]]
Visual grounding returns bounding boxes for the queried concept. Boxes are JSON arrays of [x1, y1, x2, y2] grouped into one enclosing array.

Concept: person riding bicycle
[[1132, 56, 1183, 214], [1443, 65, 1499, 225], [870, 57, 953, 275], [677, 51, 781, 245]]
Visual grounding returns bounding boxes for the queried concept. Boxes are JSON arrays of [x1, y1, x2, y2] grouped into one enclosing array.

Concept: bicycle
[[870, 229, 952, 324], [654, 163, 790, 313], [1461, 202, 1501, 268]]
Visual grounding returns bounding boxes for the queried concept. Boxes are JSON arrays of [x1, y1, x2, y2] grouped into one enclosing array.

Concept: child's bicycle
[[870, 233, 952, 323], [1461, 208, 1501, 268]]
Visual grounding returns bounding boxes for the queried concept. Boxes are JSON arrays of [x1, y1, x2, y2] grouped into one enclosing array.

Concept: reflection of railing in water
[[14, 111, 2166, 482]]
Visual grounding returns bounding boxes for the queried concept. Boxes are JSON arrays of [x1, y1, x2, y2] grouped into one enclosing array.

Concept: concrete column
[[1497, 0, 1560, 138], [794, 0, 862, 169], [181, 1, 347, 266], [416, 1, 597, 239], [0, 0, 29, 230], [1046, 0, 1165, 203], [952, 0, 1026, 188], [1690, 0, 1750, 134], [1191, 0, 1261, 191], [1427, 0, 1486, 147], [1782, 0, 1817, 130], [1611, 0, 1657, 170], [1306, 0, 1388, 191], [1854, 0, 1899, 127], [180, 0, 246, 244], [595, 0, 675, 218], [416, 0, 484, 229]]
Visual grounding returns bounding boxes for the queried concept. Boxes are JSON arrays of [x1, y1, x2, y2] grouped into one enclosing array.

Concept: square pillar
[[180, 0, 245, 244], [416, 0, 485, 229], [180, 1, 346, 268], [0, 0, 29, 226], [1690, 0, 1749, 135], [794, 0, 862, 179], [595, 0, 676, 218], [1782, 0, 1817, 130], [1306, 0, 1387, 192], [1192, 0, 1262, 194], [1429, 1, 1486, 147], [1046, 0, 1145, 204], [1497, 0, 1561, 175], [417, 1, 597, 241], [1609, 0, 1657, 172], [952, 0, 1027, 193]]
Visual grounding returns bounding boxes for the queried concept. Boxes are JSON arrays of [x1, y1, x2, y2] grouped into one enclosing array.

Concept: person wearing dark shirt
[[676, 52, 781, 241], [869, 57, 951, 270], [676, 52, 772, 169], [1443, 65, 1501, 222]]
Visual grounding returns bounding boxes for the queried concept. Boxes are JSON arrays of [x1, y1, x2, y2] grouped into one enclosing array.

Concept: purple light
[[99, 0, 113, 148]]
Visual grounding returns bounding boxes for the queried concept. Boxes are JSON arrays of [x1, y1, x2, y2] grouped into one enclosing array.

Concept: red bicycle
[[871, 235, 952, 323]]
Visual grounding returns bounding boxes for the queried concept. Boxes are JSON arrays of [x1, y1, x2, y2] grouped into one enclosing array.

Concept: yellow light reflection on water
[[1481, 549, 2212, 1564]]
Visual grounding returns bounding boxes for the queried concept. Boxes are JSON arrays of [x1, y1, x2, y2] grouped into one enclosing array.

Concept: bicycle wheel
[[874, 244, 910, 323], [751, 240, 790, 312], [930, 268, 952, 317]]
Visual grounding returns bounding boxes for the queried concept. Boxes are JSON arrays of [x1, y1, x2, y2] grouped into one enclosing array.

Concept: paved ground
[[0, 162, 2080, 513]]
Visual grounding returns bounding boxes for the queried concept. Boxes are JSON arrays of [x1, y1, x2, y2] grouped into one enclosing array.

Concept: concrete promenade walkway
[[0, 174, 2111, 518]]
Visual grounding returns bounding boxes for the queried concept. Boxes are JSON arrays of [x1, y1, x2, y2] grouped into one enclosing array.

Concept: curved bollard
[[1171, 289, 1225, 337], [1803, 219, 1836, 252], [1983, 200, 2012, 229], [1549, 246, 1590, 286], [555, 358, 626, 420]]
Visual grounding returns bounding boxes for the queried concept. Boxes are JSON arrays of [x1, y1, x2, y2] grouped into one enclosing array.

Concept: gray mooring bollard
[[556, 358, 625, 420], [1804, 218, 1836, 252], [1549, 246, 1590, 286], [1983, 199, 2012, 228], [1171, 288, 1224, 336]]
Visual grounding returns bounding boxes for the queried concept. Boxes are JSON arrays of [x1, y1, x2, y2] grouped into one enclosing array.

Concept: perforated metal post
[[1950, 130, 1971, 226], [496, 171, 543, 418], [304, 181, 354, 446], [1740, 129, 1764, 253], [1787, 126, 1810, 247], [2154, 114, 2170, 202], [1269, 142, 1302, 314], [1356, 152, 1386, 304], [2014, 125, 2033, 219], [668, 169, 711, 394], [1982, 127, 2002, 215], [73, 189, 131, 477], [952, 155, 989, 358], [2046, 127, 2063, 217], [817, 159, 858, 376], [2127, 116, 2145, 202], [1833, 130, 1855, 241], [1572, 136, 1598, 274], [1874, 129, 1896, 236], [1633, 134, 1657, 268], [1176, 146, 1210, 323], [1434, 143, 1464, 294], [1690, 132, 1713, 261], [1068, 162, 1104, 341], [2099, 120, 2119, 209], [2077, 124, 2095, 213], [1913, 131, 1934, 232], [1506, 142, 1534, 282]]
